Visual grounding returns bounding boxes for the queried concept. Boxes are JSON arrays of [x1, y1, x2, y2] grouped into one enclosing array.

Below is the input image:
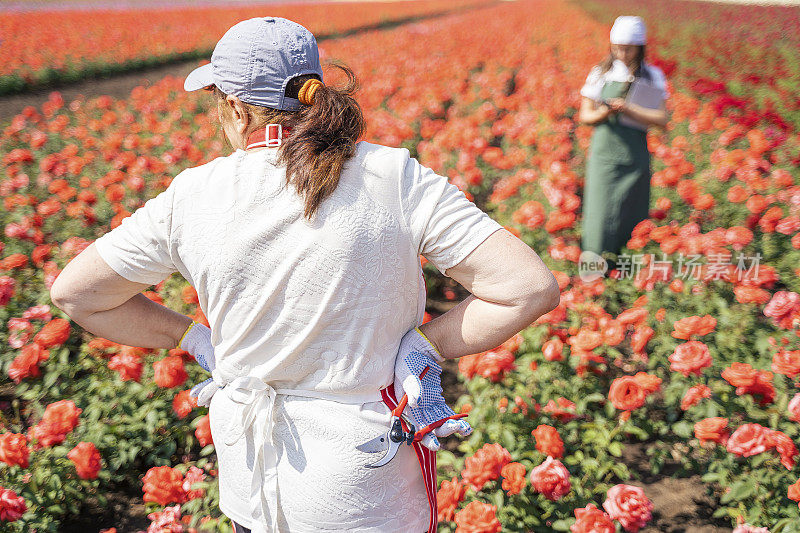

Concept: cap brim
[[184, 63, 214, 91]]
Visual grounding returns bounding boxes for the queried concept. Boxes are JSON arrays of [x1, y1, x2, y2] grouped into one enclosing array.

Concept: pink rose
[[726, 423, 770, 457], [789, 393, 800, 422], [6, 318, 33, 349], [529, 457, 571, 501], [602, 484, 653, 532], [0, 487, 26, 522], [732, 525, 770, 533]]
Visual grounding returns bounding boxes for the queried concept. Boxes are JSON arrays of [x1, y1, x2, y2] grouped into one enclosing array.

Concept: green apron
[[581, 80, 652, 256]]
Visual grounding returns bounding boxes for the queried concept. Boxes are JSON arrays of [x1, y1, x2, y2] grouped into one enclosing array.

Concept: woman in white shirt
[[579, 16, 669, 263], [50, 17, 560, 533]]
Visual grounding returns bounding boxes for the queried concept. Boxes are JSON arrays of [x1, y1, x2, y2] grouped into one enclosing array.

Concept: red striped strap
[[379, 384, 438, 533], [245, 124, 292, 150]]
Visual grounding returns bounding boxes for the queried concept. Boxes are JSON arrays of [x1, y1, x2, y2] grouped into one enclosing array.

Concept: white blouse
[[94, 141, 504, 531], [580, 59, 669, 102]]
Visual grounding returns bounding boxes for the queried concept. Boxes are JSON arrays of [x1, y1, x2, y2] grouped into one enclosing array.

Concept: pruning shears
[[356, 365, 469, 468]]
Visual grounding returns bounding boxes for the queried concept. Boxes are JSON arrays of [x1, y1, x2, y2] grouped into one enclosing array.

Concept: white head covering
[[610, 16, 646, 45]]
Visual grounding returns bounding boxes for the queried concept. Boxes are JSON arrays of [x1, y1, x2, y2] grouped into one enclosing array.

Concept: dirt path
[[0, 59, 203, 126], [623, 442, 733, 532]]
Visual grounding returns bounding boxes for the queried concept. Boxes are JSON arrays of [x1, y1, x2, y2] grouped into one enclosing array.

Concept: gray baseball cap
[[184, 17, 323, 111]]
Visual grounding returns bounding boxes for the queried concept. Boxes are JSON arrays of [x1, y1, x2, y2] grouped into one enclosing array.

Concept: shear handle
[[412, 413, 469, 442]]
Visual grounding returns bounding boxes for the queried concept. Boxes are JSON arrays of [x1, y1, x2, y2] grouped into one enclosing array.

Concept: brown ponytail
[[213, 63, 365, 221]]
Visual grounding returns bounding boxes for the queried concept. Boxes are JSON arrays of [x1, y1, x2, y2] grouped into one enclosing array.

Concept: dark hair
[[213, 63, 365, 221], [597, 44, 652, 81]]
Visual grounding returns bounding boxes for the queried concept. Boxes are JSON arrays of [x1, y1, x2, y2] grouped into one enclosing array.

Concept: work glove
[[190, 377, 219, 407], [178, 321, 215, 372], [178, 321, 220, 407], [393, 327, 473, 451]]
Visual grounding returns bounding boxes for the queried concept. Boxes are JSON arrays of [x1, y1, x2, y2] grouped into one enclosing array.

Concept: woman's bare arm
[[418, 229, 560, 360], [50, 243, 192, 349], [622, 100, 668, 129], [578, 96, 614, 125]]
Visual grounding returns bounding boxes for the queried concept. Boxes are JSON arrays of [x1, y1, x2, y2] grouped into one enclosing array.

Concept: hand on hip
[[393, 327, 473, 451]]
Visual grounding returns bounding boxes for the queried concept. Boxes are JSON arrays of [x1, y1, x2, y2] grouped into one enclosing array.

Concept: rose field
[[2, 0, 800, 531], [0, 0, 489, 95]]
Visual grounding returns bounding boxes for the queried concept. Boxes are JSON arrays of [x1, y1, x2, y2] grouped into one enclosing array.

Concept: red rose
[[182, 285, 199, 305], [671, 314, 716, 340], [142, 466, 186, 506], [458, 353, 481, 380], [694, 417, 729, 445], [603, 484, 653, 532], [723, 364, 775, 405], [608, 376, 646, 412], [67, 442, 102, 479], [681, 384, 711, 411], [437, 477, 466, 522], [28, 399, 82, 447], [721, 362, 757, 388], [571, 504, 615, 533], [617, 308, 648, 326], [500, 462, 526, 495], [454, 500, 501, 533], [530, 457, 571, 501], [172, 390, 197, 419], [542, 397, 577, 422], [764, 291, 800, 329], [789, 479, 800, 509], [766, 429, 798, 470], [727, 423, 770, 457], [0, 433, 29, 468], [632, 372, 661, 395], [0, 276, 16, 307], [602, 320, 625, 346], [532, 425, 564, 459], [33, 318, 71, 348], [195, 415, 213, 447], [542, 337, 564, 362], [742, 370, 776, 406], [568, 329, 603, 352], [0, 254, 28, 270], [734, 286, 770, 305], [772, 349, 800, 378], [0, 487, 26, 522], [669, 341, 712, 377], [475, 348, 516, 382], [182, 465, 206, 500], [512, 200, 545, 228], [789, 393, 800, 422], [630, 326, 654, 352], [8, 343, 49, 383], [461, 443, 512, 492], [108, 349, 143, 381], [153, 356, 188, 388]]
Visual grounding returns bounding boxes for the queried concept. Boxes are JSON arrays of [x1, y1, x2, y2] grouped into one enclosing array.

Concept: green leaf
[[672, 420, 693, 438], [720, 478, 756, 504], [608, 442, 623, 457], [551, 519, 573, 531]]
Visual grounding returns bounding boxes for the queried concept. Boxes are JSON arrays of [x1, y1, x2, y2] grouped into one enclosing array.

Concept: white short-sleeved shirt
[[94, 141, 504, 531], [579, 59, 669, 102]]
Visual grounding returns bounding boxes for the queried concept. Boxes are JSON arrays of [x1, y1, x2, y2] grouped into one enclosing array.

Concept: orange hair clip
[[298, 79, 324, 105]]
